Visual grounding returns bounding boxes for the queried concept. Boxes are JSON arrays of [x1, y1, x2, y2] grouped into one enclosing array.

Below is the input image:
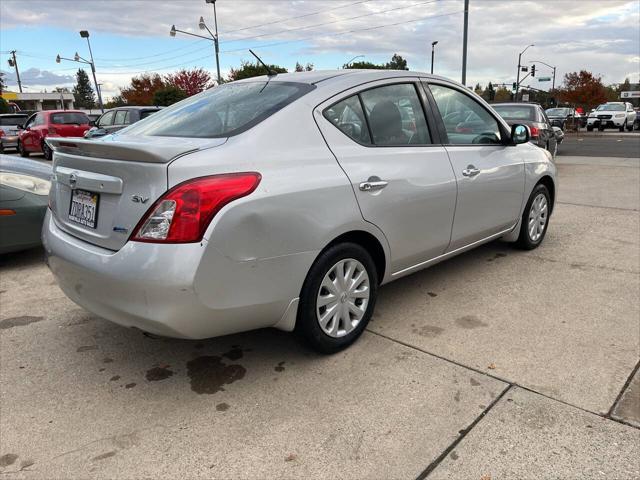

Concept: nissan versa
[[43, 70, 556, 353]]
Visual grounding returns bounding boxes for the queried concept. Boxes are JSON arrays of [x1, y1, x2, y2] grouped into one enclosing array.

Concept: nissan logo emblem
[[69, 173, 78, 188]]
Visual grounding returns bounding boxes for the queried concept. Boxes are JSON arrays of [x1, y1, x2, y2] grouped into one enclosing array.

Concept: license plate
[[69, 189, 99, 229]]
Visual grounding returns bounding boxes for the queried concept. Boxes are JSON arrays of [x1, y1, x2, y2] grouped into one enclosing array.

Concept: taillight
[[48, 126, 57, 135], [0, 129, 5, 138], [131, 173, 261, 243], [529, 126, 539, 138]]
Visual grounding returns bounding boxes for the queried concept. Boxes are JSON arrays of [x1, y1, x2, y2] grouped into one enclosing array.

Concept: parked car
[[84, 106, 162, 139], [545, 107, 585, 130], [0, 155, 52, 254], [492, 102, 558, 157], [552, 126, 565, 146], [634, 107, 640, 130], [18, 110, 91, 160], [587, 102, 636, 132], [0, 113, 29, 153], [43, 70, 556, 353]]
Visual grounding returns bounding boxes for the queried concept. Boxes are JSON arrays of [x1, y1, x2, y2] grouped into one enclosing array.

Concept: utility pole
[[461, 0, 469, 85], [206, 0, 222, 85], [80, 31, 104, 112], [431, 41, 438, 75], [8, 50, 23, 93]]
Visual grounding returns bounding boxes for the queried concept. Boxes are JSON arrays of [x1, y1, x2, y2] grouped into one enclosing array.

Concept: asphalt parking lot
[[1, 143, 639, 478]]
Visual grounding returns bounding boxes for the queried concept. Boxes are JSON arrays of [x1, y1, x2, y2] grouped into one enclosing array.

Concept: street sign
[[621, 91, 640, 99], [522, 94, 530, 102], [538, 77, 551, 82]]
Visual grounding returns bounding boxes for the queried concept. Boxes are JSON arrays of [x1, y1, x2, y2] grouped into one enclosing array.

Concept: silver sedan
[[43, 70, 556, 353]]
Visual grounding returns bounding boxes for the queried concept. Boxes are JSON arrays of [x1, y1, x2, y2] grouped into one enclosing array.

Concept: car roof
[[234, 69, 452, 86], [0, 113, 28, 117], [106, 106, 162, 111], [492, 103, 539, 108]]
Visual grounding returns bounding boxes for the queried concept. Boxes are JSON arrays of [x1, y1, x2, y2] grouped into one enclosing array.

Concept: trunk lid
[[47, 135, 226, 250]]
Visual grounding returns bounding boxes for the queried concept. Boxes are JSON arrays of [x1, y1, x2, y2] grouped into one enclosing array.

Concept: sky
[[1, 0, 639, 101]]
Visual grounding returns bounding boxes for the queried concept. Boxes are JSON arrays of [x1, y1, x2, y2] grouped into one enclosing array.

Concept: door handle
[[359, 180, 388, 192], [462, 165, 480, 177]]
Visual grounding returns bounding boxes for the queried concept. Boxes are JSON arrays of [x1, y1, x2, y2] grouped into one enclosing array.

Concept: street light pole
[[8, 51, 23, 93], [461, 0, 469, 85], [79, 31, 104, 112], [205, 0, 222, 85], [430, 41, 438, 75], [515, 44, 534, 101]]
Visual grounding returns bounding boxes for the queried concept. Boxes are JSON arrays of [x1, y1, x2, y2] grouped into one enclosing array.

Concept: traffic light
[[512, 82, 517, 91], [531, 64, 536, 77]]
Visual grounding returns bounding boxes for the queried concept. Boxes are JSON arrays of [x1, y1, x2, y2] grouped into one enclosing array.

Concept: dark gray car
[[492, 103, 558, 158], [84, 106, 162, 139]]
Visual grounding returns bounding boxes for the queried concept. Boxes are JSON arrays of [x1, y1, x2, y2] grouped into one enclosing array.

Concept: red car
[[18, 110, 91, 160]]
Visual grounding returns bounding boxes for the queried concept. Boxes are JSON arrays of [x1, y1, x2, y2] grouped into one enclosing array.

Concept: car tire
[[598, 125, 605, 132], [17, 140, 29, 157], [587, 125, 593, 132], [626, 122, 634, 132], [619, 121, 626, 132], [42, 141, 53, 161], [296, 242, 378, 354], [517, 184, 551, 250], [0, 143, 4, 154]]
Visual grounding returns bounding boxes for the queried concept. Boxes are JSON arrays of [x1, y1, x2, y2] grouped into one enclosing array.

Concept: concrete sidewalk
[[1, 155, 638, 479]]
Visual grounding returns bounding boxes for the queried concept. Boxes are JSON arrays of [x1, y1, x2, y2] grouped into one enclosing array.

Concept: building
[[0, 90, 75, 111]]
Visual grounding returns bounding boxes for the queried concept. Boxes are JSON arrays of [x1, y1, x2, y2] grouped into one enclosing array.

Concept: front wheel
[[586, 125, 594, 132], [17, 140, 29, 157], [619, 121, 626, 132], [517, 184, 551, 250], [296, 243, 378, 354]]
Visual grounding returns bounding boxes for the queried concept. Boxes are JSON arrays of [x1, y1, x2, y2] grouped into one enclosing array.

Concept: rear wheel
[[517, 184, 551, 250], [42, 141, 53, 160], [296, 243, 378, 354], [17, 140, 29, 157], [626, 121, 634, 132], [586, 125, 594, 132]]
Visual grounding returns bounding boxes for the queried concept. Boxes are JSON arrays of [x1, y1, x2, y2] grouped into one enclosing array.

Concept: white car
[[587, 102, 636, 132]]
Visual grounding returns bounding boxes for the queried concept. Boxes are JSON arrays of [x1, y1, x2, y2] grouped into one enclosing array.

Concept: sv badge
[[131, 195, 149, 204]]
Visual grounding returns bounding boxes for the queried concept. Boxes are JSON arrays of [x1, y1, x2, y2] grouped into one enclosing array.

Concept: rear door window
[[429, 84, 501, 145], [140, 109, 159, 119], [360, 84, 430, 145], [50, 112, 89, 125], [114, 110, 129, 125], [323, 95, 371, 145], [124, 81, 314, 138]]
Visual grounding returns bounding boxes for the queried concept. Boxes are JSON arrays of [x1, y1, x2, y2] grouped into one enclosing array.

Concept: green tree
[[295, 62, 314, 72], [0, 74, 6, 94], [72, 69, 95, 109], [494, 86, 511, 102], [227, 61, 288, 81], [0, 97, 9, 114], [385, 54, 408, 70], [104, 95, 127, 109], [153, 85, 187, 106], [344, 60, 385, 69], [474, 83, 483, 95]]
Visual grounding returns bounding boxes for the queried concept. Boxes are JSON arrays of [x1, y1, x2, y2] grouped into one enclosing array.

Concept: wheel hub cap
[[316, 258, 370, 338], [528, 193, 548, 242]]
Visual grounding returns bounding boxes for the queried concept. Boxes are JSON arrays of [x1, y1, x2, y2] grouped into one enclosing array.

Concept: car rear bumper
[[0, 136, 19, 148], [43, 211, 313, 339]]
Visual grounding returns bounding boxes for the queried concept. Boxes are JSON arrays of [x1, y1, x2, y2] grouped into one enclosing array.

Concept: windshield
[[492, 105, 536, 121], [596, 104, 625, 111], [546, 108, 571, 116], [50, 112, 90, 124], [0, 115, 28, 126], [123, 81, 314, 138]]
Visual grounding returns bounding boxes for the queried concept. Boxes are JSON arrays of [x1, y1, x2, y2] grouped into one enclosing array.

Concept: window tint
[[124, 81, 314, 138], [0, 115, 28, 126], [323, 95, 371, 145], [360, 84, 430, 145], [98, 111, 115, 127], [140, 109, 159, 119], [50, 112, 89, 125], [114, 110, 129, 125], [429, 84, 501, 145], [492, 105, 536, 121], [33, 114, 45, 126]]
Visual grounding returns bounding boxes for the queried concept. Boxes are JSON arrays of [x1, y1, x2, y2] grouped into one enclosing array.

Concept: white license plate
[[69, 189, 99, 229]]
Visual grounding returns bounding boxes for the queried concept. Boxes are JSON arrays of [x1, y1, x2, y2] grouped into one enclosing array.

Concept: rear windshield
[[50, 112, 90, 125], [492, 105, 536, 121], [123, 81, 314, 138], [0, 115, 28, 126], [140, 109, 160, 119], [546, 108, 571, 116]]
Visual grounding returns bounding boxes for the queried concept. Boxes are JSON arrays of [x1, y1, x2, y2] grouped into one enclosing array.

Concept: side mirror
[[89, 120, 96, 127], [511, 124, 529, 145]]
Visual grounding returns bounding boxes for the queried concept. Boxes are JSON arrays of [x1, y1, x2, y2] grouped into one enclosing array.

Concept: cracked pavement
[[1, 150, 639, 479]]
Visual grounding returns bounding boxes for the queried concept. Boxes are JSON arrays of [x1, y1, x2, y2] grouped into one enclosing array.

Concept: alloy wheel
[[528, 193, 548, 242], [316, 258, 370, 338]]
